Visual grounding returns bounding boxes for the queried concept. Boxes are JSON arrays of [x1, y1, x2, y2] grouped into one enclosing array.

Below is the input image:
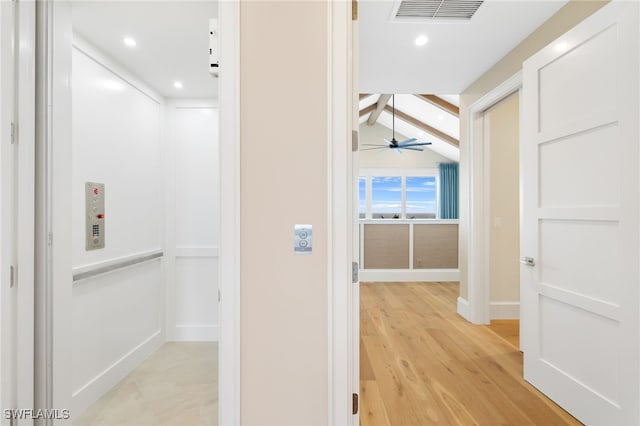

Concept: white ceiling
[[71, 1, 567, 99], [359, 0, 568, 94], [72, 1, 218, 99]]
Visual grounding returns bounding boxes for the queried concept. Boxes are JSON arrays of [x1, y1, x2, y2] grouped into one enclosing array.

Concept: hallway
[[360, 282, 582, 425]]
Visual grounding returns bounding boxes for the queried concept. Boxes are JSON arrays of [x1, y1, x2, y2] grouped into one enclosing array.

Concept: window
[[359, 169, 439, 220], [371, 176, 402, 219], [406, 176, 436, 219]]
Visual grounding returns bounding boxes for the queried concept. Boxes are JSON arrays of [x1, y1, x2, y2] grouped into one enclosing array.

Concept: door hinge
[[10, 121, 17, 144], [10, 265, 16, 288], [352, 393, 359, 415], [48, 232, 53, 247], [352, 0, 358, 20], [352, 261, 359, 283], [352, 130, 359, 152], [218, 289, 221, 302]]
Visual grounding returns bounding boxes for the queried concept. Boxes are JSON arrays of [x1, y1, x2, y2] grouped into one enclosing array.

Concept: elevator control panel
[[85, 182, 105, 251], [294, 224, 312, 255]]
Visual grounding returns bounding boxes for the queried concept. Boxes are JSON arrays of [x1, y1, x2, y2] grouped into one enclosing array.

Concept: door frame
[[16, 0, 37, 420], [217, 0, 241, 424], [460, 71, 522, 325], [327, 1, 357, 424], [34, 0, 74, 420], [1, 0, 36, 422]]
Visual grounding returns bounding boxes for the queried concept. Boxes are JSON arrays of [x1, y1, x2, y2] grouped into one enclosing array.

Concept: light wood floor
[[360, 282, 582, 426], [75, 342, 217, 426], [486, 319, 520, 349]]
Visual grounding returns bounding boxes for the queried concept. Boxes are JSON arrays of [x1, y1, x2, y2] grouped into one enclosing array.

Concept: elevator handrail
[[72, 250, 163, 282]]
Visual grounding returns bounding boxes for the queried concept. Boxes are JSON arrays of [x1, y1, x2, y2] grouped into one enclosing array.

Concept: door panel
[[539, 220, 620, 304], [521, 2, 639, 424], [538, 26, 616, 135], [538, 124, 619, 208]]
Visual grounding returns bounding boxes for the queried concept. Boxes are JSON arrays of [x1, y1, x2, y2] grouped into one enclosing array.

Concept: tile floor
[[74, 342, 218, 426]]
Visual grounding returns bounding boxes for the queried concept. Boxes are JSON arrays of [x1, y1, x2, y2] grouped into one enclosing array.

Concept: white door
[[521, 2, 639, 424], [0, 1, 35, 424]]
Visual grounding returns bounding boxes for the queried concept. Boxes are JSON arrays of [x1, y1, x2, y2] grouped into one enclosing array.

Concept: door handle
[[520, 257, 535, 267]]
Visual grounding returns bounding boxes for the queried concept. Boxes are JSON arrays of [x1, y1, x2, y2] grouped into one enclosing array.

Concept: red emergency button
[[93, 188, 99, 196], [97, 214, 105, 219]]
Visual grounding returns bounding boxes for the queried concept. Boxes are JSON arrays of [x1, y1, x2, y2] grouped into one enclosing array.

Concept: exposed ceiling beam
[[359, 103, 376, 117], [384, 105, 459, 148], [415, 94, 460, 117], [367, 94, 392, 126], [359, 93, 371, 100]]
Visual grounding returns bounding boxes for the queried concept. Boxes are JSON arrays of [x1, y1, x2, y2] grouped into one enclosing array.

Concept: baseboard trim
[[72, 329, 163, 417], [359, 269, 459, 282], [457, 297, 471, 321], [173, 325, 219, 342], [490, 302, 520, 319]]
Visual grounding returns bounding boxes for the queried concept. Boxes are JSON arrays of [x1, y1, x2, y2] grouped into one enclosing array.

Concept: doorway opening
[[36, 2, 220, 424], [483, 91, 521, 348]]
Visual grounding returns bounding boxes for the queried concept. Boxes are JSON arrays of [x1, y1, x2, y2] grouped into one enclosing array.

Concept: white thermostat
[[294, 224, 312, 255]]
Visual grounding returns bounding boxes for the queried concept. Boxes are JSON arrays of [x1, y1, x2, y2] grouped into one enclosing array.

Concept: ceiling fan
[[362, 94, 432, 153]]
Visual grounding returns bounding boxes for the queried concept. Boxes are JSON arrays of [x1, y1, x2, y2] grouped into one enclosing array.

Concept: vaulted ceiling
[[359, 93, 460, 161]]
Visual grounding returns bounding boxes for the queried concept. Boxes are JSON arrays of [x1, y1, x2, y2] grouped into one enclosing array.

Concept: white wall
[[166, 100, 219, 341], [70, 38, 164, 415], [359, 122, 450, 169], [240, 2, 329, 422]]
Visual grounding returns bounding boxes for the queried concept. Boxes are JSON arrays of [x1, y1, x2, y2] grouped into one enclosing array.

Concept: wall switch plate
[[294, 224, 312, 255], [85, 182, 105, 250]]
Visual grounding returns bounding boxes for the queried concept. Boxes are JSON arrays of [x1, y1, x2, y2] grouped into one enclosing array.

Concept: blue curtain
[[439, 163, 459, 219]]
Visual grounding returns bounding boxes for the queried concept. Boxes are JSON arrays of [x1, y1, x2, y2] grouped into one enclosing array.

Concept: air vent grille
[[395, 0, 484, 21]]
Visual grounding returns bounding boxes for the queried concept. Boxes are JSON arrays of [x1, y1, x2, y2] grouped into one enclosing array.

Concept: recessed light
[[101, 80, 124, 91], [173, 81, 183, 89], [438, 114, 444, 121], [415, 35, 429, 47], [123, 37, 137, 48], [555, 41, 568, 52]]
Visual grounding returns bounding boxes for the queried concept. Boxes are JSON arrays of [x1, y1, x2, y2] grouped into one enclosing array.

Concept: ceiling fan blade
[[395, 148, 403, 155], [361, 147, 388, 151], [397, 138, 417, 146], [400, 146, 424, 151], [362, 144, 387, 147], [402, 142, 433, 147]]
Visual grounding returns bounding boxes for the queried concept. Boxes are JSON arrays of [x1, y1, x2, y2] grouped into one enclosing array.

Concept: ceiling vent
[[392, 0, 484, 21]]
